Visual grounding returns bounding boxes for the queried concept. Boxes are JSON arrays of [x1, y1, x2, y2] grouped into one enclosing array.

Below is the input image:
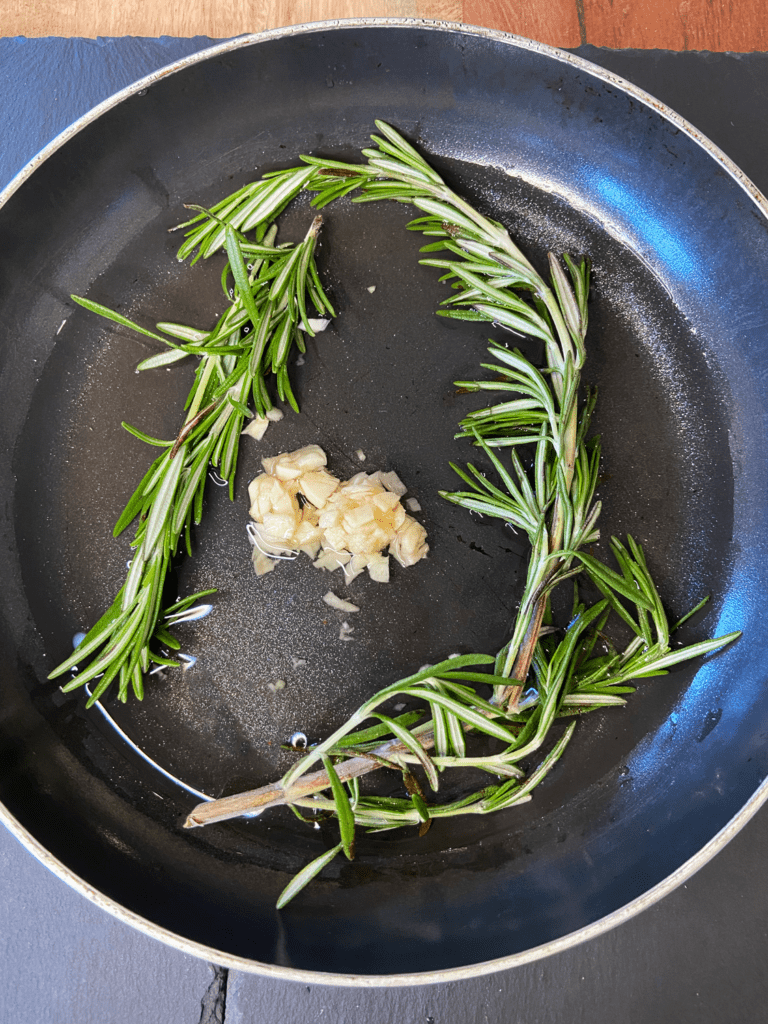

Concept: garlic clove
[[367, 553, 390, 583], [390, 517, 429, 567], [252, 548, 278, 575], [299, 468, 340, 508], [378, 470, 407, 496]]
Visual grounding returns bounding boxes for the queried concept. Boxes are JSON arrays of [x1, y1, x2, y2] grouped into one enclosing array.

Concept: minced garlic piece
[[247, 444, 428, 582], [241, 407, 284, 441], [323, 591, 360, 613]]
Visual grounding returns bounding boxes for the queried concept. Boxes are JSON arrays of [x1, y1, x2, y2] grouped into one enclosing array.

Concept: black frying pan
[[1, 23, 766, 982]]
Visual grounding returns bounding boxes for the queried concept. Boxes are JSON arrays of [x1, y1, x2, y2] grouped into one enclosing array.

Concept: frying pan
[[0, 22, 766, 984]]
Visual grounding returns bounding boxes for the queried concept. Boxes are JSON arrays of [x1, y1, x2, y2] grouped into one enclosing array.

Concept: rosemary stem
[[184, 730, 440, 828], [498, 389, 580, 708]]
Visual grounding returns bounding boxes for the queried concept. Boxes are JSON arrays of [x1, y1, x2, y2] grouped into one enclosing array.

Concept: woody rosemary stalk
[[49, 122, 740, 906]]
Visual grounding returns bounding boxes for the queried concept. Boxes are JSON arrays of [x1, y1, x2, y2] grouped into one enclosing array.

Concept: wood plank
[[416, 0, 464, 21], [461, 0, 582, 47], [3, 0, 767, 50], [0, 1, 407, 38], [582, 0, 768, 52], [0, 1, 582, 44]]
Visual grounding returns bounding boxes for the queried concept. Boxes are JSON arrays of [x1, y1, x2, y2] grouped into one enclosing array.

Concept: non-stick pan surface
[[0, 23, 766, 982]]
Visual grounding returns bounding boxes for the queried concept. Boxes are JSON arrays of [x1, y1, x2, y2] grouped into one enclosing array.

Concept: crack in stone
[[198, 964, 228, 1024]]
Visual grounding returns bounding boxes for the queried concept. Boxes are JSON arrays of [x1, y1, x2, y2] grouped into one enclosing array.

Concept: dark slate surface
[[0, 825, 213, 1023], [2, 36, 768, 1024]]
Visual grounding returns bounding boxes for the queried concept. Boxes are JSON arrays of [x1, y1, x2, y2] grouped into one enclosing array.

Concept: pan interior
[[13, 160, 732, 867]]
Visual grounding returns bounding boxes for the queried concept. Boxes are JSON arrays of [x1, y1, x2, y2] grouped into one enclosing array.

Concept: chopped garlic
[[367, 552, 390, 583], [339, 622, 355, 641], [248, 444, 428, 581], [390, 517, 429, 568], [355, 449, 366, 461], [299, 318, 330, 332], [406, 497, 422, 512], [241, 407, 284, 441], [242, 416, 269, 442], [262, 444, 327, 481], [299, 468, 340, 508], [367, 285, 376, 294], [323, 591, 360, 613], [377, 470, 407, 496], [252, 547, 277, 576]]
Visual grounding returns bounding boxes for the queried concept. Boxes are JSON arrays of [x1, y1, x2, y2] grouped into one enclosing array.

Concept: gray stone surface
[[0, 822, 214, 1024]]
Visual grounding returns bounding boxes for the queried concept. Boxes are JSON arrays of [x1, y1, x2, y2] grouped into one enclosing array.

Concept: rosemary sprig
[[49, 215, 334, 703], [178, 124, 739, 909], [50, 123, 739, 909]]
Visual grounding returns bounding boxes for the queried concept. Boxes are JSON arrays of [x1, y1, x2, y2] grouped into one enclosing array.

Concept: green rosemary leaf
[[436, 308, 490, 322], [86, 655, 130, 706], [321, 756, 356, 860], [112, 451, 169, 537], [430, 696, 451, 759], [141, 445, 187, 559], [163, 589, 218, 617], [561, 693, 625, 707], [372, 713, 439, 792], [470, 303, 553, 343], [489, 722, 576, 811], [248, 300, 274, 378], [568, 550, 656, 612], [221, 413, 243, 493], [47, 602, 129, 680], [671, 595, 711, 632], [327, 711, 423, 750], [136, 349, 190, 372], [547, 253, 582, 342], [276, 842, 344, 910], [121, 422, 173, 448], [270, 311, 294, 372], [630, 631, 741, 677], [71, 295, 178, 347], [225, 226, 262, 335], [171, 437, 216, 535], [156, 322, 210, 343], [226, 394, 252, 418], [277, 364, 300, 414], [67, 598, 147, 690], [400, 687, 515, 745]]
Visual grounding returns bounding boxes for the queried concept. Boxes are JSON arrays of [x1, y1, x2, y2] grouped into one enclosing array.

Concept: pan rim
[[2, 18, 766, 984]]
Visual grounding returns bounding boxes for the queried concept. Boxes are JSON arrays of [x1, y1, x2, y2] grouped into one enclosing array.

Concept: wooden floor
[[4, 0, 767, 51]]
